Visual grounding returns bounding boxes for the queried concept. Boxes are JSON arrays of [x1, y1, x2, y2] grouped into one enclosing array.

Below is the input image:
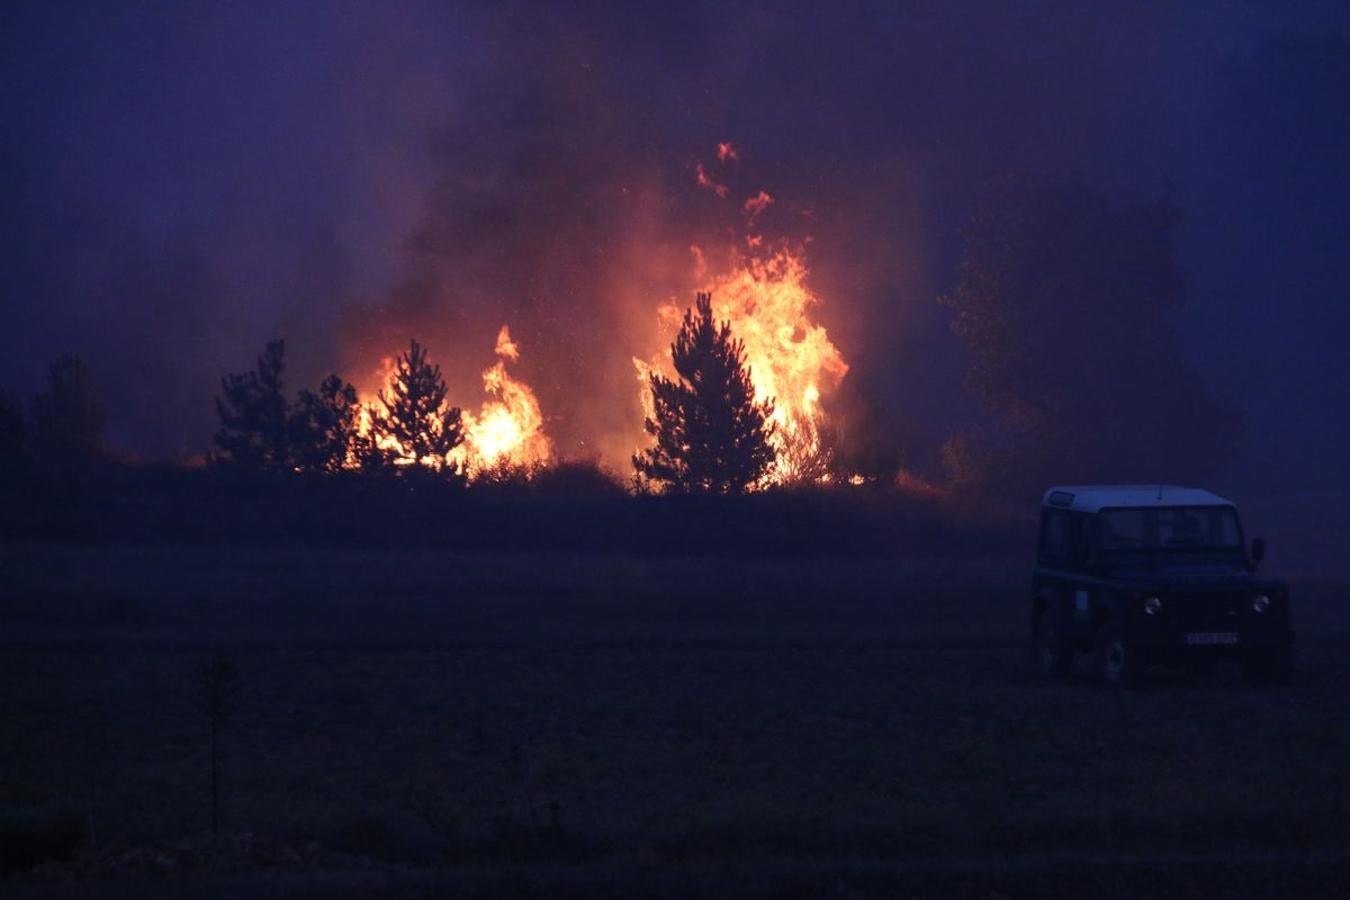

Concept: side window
[[1041, 510, 1094, 568], [1069, 513, 1093, 566], [1039, 509, 1072, 566]]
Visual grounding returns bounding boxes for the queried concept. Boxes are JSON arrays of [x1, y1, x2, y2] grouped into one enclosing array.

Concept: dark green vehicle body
[[1031, 486, 1293, 685]]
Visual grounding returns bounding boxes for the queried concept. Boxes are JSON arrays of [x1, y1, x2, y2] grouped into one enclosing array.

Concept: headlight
[[1253, 594, 1270, 613], [1144, 596, 1162, 616]]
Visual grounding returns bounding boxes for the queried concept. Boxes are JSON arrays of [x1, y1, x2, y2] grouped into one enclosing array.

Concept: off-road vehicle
[[1032, 485, 1292, 687]]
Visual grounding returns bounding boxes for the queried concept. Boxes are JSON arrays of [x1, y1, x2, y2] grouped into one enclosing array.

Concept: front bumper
[[1124, 589, 1292, 654]]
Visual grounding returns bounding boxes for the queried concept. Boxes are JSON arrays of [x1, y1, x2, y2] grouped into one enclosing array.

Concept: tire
[[1096, 622, 1144, 689], [1035, 613, 1073, 680], [1241, 642, 1294, 686]]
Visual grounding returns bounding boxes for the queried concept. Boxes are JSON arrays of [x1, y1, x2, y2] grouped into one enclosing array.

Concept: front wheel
[[1241, 643, 1294, 686], [1035, 613, 1073, 680], [1096, 623, 1144, 689]]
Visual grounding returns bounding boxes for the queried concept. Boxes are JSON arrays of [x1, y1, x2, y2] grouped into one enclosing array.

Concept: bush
[[2, 460, 1025, 559], [530, 460, 625, 498]]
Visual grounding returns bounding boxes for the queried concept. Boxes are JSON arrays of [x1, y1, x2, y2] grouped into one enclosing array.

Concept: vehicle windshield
[[1100, 505, 1243, 553]]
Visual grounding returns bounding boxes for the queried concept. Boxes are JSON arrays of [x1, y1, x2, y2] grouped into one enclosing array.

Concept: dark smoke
[[3, 2, 1349, 493]]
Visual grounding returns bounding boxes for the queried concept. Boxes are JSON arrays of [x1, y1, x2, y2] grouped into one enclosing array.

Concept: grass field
[[3, 544, 1350, 897]]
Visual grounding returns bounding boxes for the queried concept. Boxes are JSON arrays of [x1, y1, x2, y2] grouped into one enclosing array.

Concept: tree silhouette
[[214, 340, 289, 470], [29, 354, 104, 474], [289, 374, 360, 473], [348, 426, 389, 474], [0, 391, 26, 481], [941, 179, 1243, 494], [633, 293, 776, 493], [369, 340, 464, 472]]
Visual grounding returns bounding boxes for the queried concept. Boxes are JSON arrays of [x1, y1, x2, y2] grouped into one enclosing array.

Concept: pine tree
[[29, 354, 105, 473], [633, 293, 776, 493], [289, 374, 360, 473], [349, 426, 388, 474], [214, 340, 289, 470], [369, 340, 464, 472]]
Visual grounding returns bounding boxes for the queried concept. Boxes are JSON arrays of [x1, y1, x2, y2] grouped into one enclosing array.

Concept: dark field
[[3, 545, 1350, 898]]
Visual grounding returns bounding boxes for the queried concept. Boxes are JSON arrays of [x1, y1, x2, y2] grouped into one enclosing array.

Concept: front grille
[[1164, 592, 1248, 629]]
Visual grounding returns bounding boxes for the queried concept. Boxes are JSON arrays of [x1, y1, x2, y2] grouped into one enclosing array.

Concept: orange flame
[[695, 162, 728, 198], [742, 190, 774, 224], [353, 355, 426, 467], [638, 244, 849, 486], [354, 325, 552, 478], [456, 325, 553, 475]]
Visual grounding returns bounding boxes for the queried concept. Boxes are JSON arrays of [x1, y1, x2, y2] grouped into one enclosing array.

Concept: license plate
[[1185, 632, 1238, 646]]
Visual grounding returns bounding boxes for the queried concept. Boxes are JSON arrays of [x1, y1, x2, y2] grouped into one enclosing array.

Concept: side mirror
[[1251, 537, 1266, 566]]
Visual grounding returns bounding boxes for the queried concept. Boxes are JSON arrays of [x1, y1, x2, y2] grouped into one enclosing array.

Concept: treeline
[[0, 289, 813, 498], [2, 297, 1012, 555], [0, 347, 1009, 557], [6, 177, 1242, 505], [0, 354, 105, 487], [211, 338, 465, 477], [214, 291, 785, 494]]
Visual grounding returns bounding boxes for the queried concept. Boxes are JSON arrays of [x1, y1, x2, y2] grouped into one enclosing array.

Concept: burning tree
[[289, 374, 361, 473], [368, 339, 464, 472], [636, 243, 849, 486], [214, 340, 289, 470], [634, 293, 776, 494]]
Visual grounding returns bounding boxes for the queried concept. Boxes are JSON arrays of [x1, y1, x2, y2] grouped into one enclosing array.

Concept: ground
[[2, 544, 1349, 897]]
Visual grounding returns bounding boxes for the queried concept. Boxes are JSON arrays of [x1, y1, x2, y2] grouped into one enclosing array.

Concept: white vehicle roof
[[1042, 485, 1235, 513]]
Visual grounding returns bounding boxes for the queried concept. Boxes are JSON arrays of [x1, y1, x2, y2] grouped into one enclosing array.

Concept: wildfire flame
[[638, 245, 849, 486], [353, 357, 416, 466], [347, 141, 845, 489], [695, 162, 728, 198], [631, 143, 851, 486], [355, 325, 552, 477], [456, 325, 553, 474]]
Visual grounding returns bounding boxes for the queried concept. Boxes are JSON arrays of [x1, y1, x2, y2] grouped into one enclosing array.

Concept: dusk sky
[[4, 1, 1348, 491]]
